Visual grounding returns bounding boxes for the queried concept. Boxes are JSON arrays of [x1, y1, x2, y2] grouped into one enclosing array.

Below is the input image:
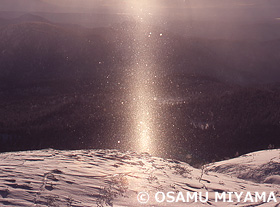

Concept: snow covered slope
[[207, 149, 280, 185], [0, 149, 279, 206]]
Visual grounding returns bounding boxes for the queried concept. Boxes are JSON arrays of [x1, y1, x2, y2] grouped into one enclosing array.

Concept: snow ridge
[[0, 149, 279, 206]]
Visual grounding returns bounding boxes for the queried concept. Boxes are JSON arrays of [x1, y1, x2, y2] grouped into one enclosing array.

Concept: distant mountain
[[0, 13, 50, 27], [12, 13, 50, 23], [0, 13, 51, 30]]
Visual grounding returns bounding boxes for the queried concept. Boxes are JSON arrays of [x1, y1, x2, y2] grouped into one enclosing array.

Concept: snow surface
[[0, 149, 279, 206], [207, 149, 280, 184]]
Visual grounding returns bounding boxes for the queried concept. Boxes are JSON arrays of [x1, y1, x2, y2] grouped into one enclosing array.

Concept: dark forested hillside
[[0, 16, 280, 165]]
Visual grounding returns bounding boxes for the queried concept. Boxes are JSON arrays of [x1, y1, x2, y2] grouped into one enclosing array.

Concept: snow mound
[[0, 149, 279, 206], [207, 149, 280, 183], [264, 175, 280, 185]]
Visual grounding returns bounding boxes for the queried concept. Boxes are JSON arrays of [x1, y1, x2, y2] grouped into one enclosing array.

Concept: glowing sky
[[1, 0, 279, 20], [41, 0, 279, 9]]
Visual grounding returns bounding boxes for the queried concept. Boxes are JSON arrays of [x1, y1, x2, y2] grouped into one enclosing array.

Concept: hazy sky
[[1, 0, 280, 11], [41, 0, 280, 9], [1, 0, 280, 22]]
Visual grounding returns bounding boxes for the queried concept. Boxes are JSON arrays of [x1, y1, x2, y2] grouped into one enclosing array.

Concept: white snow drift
[[207, 149, 280, 184], [0, 149, 279, 206]]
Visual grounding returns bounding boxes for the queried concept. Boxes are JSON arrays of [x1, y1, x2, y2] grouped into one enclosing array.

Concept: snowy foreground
[[0, 149, 279, 206]]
